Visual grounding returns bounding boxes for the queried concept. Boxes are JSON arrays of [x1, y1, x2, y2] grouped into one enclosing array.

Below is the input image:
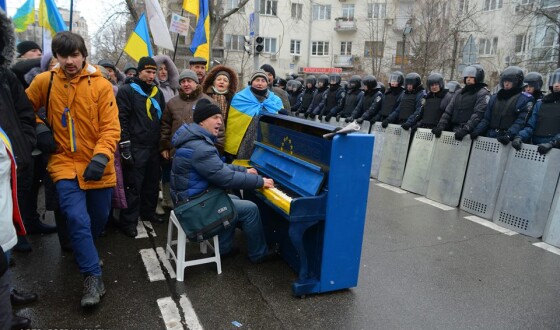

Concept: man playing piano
[[170, 99, 279, 262]]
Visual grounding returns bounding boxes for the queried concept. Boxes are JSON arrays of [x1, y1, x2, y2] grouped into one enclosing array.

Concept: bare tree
[[359, 2, 389, 78]]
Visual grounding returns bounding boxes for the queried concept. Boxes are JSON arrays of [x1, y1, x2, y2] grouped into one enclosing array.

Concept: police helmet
[[500, 66, 524, 89], [286, 79, 301, 93], [405, 72, 422, 89], [293, 80, 302, 92], [427, 73, 444, 90], [348, 75, 362, 90], [389, 71, 404, 87], [340, 80, 349, 90], [305, 75, 317, 87], [378, 82, 386, 94], [548, 70, 560, 91], [362, 75, 378, 89], [329, 73, 341, 85], [446, 81, 461, 93], [462, 64, 485, 84], [274, 78, 287, 88], [524, 72, 543, 91], [317, 74, 329, 88]]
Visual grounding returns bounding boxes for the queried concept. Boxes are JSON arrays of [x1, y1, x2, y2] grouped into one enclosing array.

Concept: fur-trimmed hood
[[202, 64, 239, 99], [154, 54, 179, 90], [0, 9, 16, 69]]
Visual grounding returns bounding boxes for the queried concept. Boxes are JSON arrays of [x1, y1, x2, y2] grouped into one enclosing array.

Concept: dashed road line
[[464, 215, 519, 235], [157, 297, 185, 330], [414, 197, 455, 211], [143, 221, 156, 236], [533, 242, 560, 256], [179, 294, 204, 330], [376, 183, 407, 194], [136, 221, 149, 239], [140, 248, 166, 282], [156, 246, 176, 279]]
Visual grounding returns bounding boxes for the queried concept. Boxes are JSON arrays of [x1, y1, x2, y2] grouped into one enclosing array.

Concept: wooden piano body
[[245, 114, 374, 296]]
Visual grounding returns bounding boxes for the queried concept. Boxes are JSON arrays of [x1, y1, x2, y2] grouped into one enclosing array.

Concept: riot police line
[[290, 66, 560, 249]]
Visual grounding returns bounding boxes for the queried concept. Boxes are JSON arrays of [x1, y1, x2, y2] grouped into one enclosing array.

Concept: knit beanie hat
[[17, 41, 42, 57], [193, 99, 222, 123], [260, 64, 275, 79], [178, 69, 199, 84], [216, 71, 230, 80], [137, 56, 157, 72], [250, 70, 269, 84]]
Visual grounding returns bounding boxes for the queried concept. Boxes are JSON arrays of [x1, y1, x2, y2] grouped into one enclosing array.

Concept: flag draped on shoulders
[[12, 0, 34, 32], [183, 0, 210, 64], [124, 13, 154, 62], [224, 87, 283, 156], [39, 0, 67, 36]]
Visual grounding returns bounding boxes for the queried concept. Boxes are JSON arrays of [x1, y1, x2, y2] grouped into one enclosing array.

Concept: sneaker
[[81, 275, 106, 308]]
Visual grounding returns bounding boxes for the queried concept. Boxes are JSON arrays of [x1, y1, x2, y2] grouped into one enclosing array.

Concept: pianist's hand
[[263, 178, 275, 189], [247, 168, 258, 175]]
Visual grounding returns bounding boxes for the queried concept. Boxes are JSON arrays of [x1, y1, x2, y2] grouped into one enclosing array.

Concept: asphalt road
[[9, 181, 560, 329]]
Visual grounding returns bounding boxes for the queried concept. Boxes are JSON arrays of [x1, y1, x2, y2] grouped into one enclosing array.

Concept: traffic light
[[254, 36, 264, 54], [244, 36, 252, 54]]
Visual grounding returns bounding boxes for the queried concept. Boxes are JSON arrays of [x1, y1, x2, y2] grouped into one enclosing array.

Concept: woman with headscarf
[[153, 55, 179, 103], [202, 64, 238, 127]]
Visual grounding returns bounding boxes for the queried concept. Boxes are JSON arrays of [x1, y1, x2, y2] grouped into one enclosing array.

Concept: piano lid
[[249, 114, 334, 197]]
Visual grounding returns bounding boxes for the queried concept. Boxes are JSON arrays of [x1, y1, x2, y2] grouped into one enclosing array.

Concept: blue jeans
[[56, 179, 112, 276], [219, 195, 268, 262]]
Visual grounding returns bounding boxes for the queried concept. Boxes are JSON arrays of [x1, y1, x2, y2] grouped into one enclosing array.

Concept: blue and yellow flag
[[183, 0, 210, 64], [39, 0, 67, 36], [0, 0, 6, 12], [12, 0, 35, 33], [224, 87, 283, 156], [124, 13, 154, 62]]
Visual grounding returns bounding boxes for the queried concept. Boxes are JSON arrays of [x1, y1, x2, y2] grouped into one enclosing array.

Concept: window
[[264, 37, 277, 53], [515, 34, 530, 53], [312, 5, 331, 20], [483, 0, 503, 11], [542, 0, 560, 7], [478, 37, 498, 55], [225, 34, 244, 51], [340, 41, 352, 55], [458, 0, 468, 15], [312, 41, 330, 56], [543, 27, 556, 47], [291, 3, 303, 19], [260, 0, 278, 16], [396, 41, 409, 56], [342, 4, 355, 20], [520, 0, 534, 4], [368, 3, 386, 18], [225, 0, 244, 11], [364, 41, 384, 57], [290, 40, 301, 55]]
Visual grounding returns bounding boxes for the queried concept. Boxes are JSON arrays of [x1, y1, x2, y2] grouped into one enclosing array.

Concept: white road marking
[[180, 294, 204, 330], [376, 183, 407, 194], [464, 215, 519, 235], [136, 221, 148, 239], [140, 248, 166, 282], [415, 197, 455, 211], [156, 246, 176, 279], [533, 242, 560, 256], [157, 297, 185, 330], [143, 221, 157, 237]]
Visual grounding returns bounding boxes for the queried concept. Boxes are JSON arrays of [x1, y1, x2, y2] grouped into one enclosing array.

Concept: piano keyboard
[[258, 187, 293, 214]]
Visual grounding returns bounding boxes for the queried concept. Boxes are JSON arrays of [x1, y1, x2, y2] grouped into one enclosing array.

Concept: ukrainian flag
[[183, 0, 210, 64], [12, 0, 35, 33], [0, 0, 6, 12], [39, 0, 67, 36], [124, 13, 154, 62], [224, 87, 283, 156]]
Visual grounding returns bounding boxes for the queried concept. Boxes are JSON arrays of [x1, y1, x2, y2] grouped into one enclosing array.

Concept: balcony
[[393, 16, 412, 31], [334, 54, 354, 67], [334, 18, 357, 32], [392, 55, 410, 67]]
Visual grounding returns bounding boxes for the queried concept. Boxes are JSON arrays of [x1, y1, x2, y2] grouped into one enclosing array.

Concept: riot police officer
[[307, 74, 329, 119], [432, 64, 489, 140], [351, 75, 383, 124], [471, 66, 533, 145], [297, 75, 317, 116], [286, 79, 303, 113], [524, 72, 544, 101], [383, 72, 425, 128], [335, 75, 363, 121], [373, 71, 404, 123], [314, 73, 345, 121], [401, 73, 453, 130]]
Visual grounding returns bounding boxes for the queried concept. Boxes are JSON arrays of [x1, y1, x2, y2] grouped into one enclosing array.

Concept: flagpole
[[69, 0, 74, 31], [115, 49, 125, 67], [172, 9, 184, 62]]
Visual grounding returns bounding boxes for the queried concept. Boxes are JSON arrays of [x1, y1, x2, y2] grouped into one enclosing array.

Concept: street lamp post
[[401, 20, 413, 71]]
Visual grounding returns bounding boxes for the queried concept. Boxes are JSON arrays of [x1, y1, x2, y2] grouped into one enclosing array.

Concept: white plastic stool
[[165, 210, 222, 281]]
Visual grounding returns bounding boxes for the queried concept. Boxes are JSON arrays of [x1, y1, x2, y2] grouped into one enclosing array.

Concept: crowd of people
[[2, 6, 560, 329]]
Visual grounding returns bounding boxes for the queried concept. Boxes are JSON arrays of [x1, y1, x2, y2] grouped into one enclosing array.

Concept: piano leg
[[288, 221, 320, 296]]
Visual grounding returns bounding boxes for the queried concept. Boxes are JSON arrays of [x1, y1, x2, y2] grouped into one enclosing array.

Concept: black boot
[[12, 236, 31, 252], [81, 275, 105, 308], [10, 288, 38, 307], [11, 314, 31, 330]]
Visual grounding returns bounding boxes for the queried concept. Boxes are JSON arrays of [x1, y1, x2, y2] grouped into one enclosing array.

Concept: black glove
[[307, 113, 314, 119], [336, 114, 341, 122], [36, 124, 57, 153], [345, 116, 353, 123], [496, 134, 511, 145], [511, 137, 523, 151], [119, 141, 134, 166], [538, 143, 553, 155], [317, 114, 323, 121], [83, 154, 108, 181], [324, 114, 332, 122], [431, 127, 443, 138], [303, 112, 310, 119], [381, 120, 389, 128], [469, 131, 480, 140], [356, 118, 364, 124], [454, 129, 468, 141], [401, 123, 411, 130]]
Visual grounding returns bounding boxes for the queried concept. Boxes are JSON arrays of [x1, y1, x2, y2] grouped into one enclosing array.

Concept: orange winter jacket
[[25, 63, 120, 190]]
